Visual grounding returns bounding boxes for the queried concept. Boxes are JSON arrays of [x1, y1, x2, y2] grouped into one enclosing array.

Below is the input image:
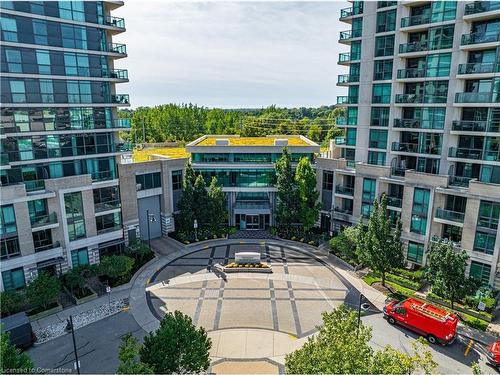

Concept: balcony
[[1, 153, 9, 165], [435, 208, 465, 223], [391, 142, 441, 155], [397, 68, 427, 79], [105, 15, 125, 29], [97, 224, 122, 235], [336, 117, 347, 126], [431, 235, 461, 249], [455, 92, 499, 104], [457, 62, 500, 75], [116, 142, 134, 152], [395, 93, 447, 104], [91, 170, 117, 182], [111, 94, 130, 105], [452, 120, 499, 133], [338, 52, 360, 65], [461, 31, 500, 46], [337, 74, 359, 84], [335, 185, 354, 196], [24, 179, 45, 192], [108, 43, 127, 55], [108, 69, 129, 80], [31, 212, 58, 229], [399, 39, 453, 54], [448, 175, 472, 188], [334, 136, 346, 145], [95, 200, 122, 213], [339, 29, 362, 42], [340, 6, 363, 20], [393, 118, 444, 130], [35, 241, 61, 253], [400, 10, 456, 28], [337, 96, 358, 105], [448, 147, 500, 161], [465, 1, 500, 15], [115, 118, 132, 128], [387, 196, 402, 208]]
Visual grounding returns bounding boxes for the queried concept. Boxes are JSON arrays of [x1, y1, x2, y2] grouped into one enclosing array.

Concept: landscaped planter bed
[[28, 302, 63, 321], [223, 262, 272, 273]]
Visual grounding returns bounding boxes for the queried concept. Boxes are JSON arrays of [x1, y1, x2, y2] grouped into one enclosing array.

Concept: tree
[[275, 148, 299, 228], [0, 291, 24, 317], [192, 175, 209, 228], [176, 174, 195, 234], [26, 271, 61, 311], [184, 162, 197, 188], [285, 305, 437, 374], [140, 310, 211, 374], [98, 255, 135, 281], [0, 330, 33, 372], [426, 241, 479, 309], [357, 194, 404, 286], [117, 334, 154, 374], [330, 225, 362, 263], [207, 176, 227, 232], [62, 269, 86, 295], [295, 157, 320, 232]]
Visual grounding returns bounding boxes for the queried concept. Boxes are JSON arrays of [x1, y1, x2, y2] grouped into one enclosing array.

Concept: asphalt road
[[28, 311, 146, 374]]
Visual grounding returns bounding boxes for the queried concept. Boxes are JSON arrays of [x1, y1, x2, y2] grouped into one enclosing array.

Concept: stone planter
[[63, 286, 98, 305], [223, 266, 273, 274], [28, 303, 63, 321]]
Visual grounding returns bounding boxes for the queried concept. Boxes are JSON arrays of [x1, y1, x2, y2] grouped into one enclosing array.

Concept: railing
[[337, 96, 358, 104], [457, 62, 499, 75], [335, 185, 354, 196], [448, 147, 500, 161], [1, 153, 9, 165], [24, 179, 45, 192], [91, 170, 116, 181], [97, 224, 122, 235], [435, 208, 465, 223], [448, 175, 472, 188], [391, 142, 441, 155], [116, 142, 134, 152], [0, 118, 131, 133], [108, 43, 127, 54], [340, 5, 363, 19], [95, 200, 122, 213], [399, 38, 453, 54], [112, 94, 130, 104], [115, 118, 132, 128], [334, 137, 346, 145], [338, 52, 360, 63], [391, 166, 406, 177], [108, 69, 129, 79], [369, 140, 387, 149], [105, 15, 125, 29], [461, 31, 500, 46], [393, 118, 444, 130], [431, 235, 461, 248], [455, 92, 498, 104], [400, 10, 456, 28], [452, 120, 499, 133], [340, 29, 362, 40], [387, 196, 402, 208], [338, 74, 359, 84], [465, 1, 500, 15], [397, 68, 427, 79], [336, 117, 347, 125], [395, 93, 447, 104], [377, 1, 397, 9], [35, 241, 61, 253], [31, 212, 58, 228], [478, 216, 499, 230]]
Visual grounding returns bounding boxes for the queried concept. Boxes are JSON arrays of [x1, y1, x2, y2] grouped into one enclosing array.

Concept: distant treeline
[[119, 104, 345, 145]]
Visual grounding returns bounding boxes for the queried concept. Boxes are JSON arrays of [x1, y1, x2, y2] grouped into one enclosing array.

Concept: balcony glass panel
[[393, 118, 444, 130], [30, 212, 57, 228], [455, 92, 499, 103], [465, 1, 500, 15], [458, 63, 500, 75], [337, 74, 359, 84], [461, 31, 500, 46], [452, 121, 500, 133], [448, 147, 500, 161], [335, 185, 354, 196], [395, 94, 447, 104], [435, 208, 465, 223], [391, 142, 441, 155], [397, 68, 427, 79]]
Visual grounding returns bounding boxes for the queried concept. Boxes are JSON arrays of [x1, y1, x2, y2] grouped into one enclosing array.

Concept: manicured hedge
[[426, 293, 493, 322], [385, 273, 421, 291]]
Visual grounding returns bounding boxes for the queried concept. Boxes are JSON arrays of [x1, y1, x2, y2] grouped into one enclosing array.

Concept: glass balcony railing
[[335, 136, 346, 145], [393, 118, 444, 130], [448, 175, 472, 188], [108, 69, 129, 79], [340, 30, 362, 41], [395, 93, 447, 104], [457, 62, 500, 75], [91, 170, 117, 181], [95, 200, 122, 213], [115, 118, 132, 128], [431, 235, 461, 248], [397, 68, 427, 79], [34, 241, 61, 253], [0, 118, 131, 134], [30, 212, 58, 228], [338, 52, 360, 63], [333, 207, 353, 215], [105, 15, 125, 29], [112, 94, 130, 104], [391, 142, 441, 155], [386, 196, 402, 208], [337, 96, 358, 104], [435, 208, 465, 223], [97, 224, 122, 235], [336, 117, 347, 125], [455, 92, 499, 104], [399, 38, 453, 54], [465, 1, 500, 15], [108, 43, 127, 54], [461, 31, 500, 46], [337, 74, 360, 84], [452, 120, 500, 133], [448, 147, 500, 161], [340, 6, 363, 19], [335, 185, 354, 196], [400, 10, 456, 28], [1, 153, 9, 165], [24, 179, 45, 192]]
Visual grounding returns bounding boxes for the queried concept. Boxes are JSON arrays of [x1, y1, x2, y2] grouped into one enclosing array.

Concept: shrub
[[125, 240, 153, 263], [99, 255, 135, 280], [385, 273, 420, 291], [391, 268, 424, 282], [26, 272, 61, 311], [461, 315, 489, 331], [62, 269, 86, 295], [0, 290, 25, 316]]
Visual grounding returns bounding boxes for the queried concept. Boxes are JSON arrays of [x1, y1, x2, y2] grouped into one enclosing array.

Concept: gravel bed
[[34, 298, 128, 344]]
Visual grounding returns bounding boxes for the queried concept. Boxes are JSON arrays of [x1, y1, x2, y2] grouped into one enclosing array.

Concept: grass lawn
[[133, 147, 190, 162]]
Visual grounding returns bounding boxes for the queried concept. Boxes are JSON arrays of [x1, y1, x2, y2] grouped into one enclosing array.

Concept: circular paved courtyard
[[146, 242, 348, 339]]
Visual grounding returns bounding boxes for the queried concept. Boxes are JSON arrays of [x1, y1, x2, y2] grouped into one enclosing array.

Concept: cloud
[[113, 1, 349, 108]]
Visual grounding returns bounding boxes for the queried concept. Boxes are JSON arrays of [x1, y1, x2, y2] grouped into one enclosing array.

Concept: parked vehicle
[[487, 341, 500, 370], [384, 297, 458, 344], [1, 312, 35, 349]]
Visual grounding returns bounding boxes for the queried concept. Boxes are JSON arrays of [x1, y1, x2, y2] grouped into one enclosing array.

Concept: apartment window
[[1, 237, 20, 260], [375, 35, 394, 57], [469, 261, 491, 285], [28, 199, 47, 223], [32, 20, 48, 44], [362, 178, 376, 203], [426, 53, 451, 77], [377, 1, 397, 9], [429, 25, 454, 50], [67, 81, 92, 104], [65, 192, 86, 241], [172, 170, 183, 190], [346, 128, 357, 146], [431, 1, 457, 23], [96, 212, 121, 234], [1, 17, 18, 42], [351, 41, 362, 60], [361, 203, 373, 218], [40, 79, 54, 103], [407, 242, 424, 264], [478, 201, 500, 229], [1, 267, 25, 291], [374, 60, 393, 80], [368, 151, 386, 166], [372, 84, 391, 104], [33, 229, 53, 251], [474, 231, 496, 255], [352, 18, 363, 38], [10, 81, 26, 103], [322, 171, 334, 191], [480, 165, 500, 184], [93, 186, 120, 208], [58, 1, 86, 22], [71, 248, 89, 268], [136, 172, 161, 191], [64, 53, 91, 76], [369, 130, 388, 149], [376, 9, 396, 33], [347, 107, 358, 125], [5, 49, 21, 72], [0, 205, 17, 236], [371, 107, 390, 127], [61, 24, 88, 49], [410, 188, 430, 235]]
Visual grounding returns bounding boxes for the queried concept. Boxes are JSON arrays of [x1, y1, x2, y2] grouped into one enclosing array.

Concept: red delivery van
[[487, 341, 500, 370], [384, 298, 458, 344]]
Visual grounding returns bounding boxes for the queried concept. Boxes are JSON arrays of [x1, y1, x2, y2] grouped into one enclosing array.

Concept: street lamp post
[[146, 209, 156, 251], [66, 315, 80, 374], [357, 293, 364, 337], [193, 219, 198, 241]]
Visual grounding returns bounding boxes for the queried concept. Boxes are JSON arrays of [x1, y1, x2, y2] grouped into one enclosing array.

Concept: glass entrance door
[[246, 214, 260, 230]]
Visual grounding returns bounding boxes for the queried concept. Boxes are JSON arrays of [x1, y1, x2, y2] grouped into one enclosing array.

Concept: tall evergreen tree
[[275, 148, 299, 228], [176, 176, 195, 234], [207, 177, 227, 232], [184, 162, 197, 188], [295, 157, 320, 232], [193, 175, 209, 228], [357, 194, 404, 286]]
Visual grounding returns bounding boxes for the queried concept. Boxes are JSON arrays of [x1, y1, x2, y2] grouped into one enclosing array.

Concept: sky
[[113, 1, 349, 109]]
